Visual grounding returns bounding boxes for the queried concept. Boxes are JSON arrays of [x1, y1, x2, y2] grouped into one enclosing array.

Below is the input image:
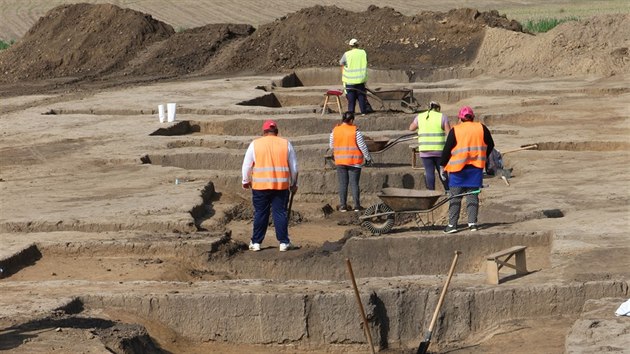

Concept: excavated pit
[[236, 92, 323, 108], [7, 78, 625, 351], [2, 4, 630, 353]]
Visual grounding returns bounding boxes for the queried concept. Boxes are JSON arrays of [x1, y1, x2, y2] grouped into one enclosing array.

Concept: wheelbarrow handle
[[370, 133, 417, 154]]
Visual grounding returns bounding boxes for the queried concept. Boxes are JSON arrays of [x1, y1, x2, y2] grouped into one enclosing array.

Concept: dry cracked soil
[[0, 1, 629, 354]]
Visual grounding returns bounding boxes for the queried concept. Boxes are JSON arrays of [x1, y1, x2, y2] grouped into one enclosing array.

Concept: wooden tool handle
[[501, 144, 538, 155], [427, 251, 461, 332], [346, 258, 376, 354]]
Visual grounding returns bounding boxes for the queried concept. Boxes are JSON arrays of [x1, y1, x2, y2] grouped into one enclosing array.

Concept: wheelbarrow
[[359, 188, 481, 235], [366, 87, 421, 113], [344, 86, 421, 113]]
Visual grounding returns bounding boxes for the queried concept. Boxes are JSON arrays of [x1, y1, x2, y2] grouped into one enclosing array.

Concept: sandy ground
[[1, 70, 628, 352], [0, 1, 629, 353]]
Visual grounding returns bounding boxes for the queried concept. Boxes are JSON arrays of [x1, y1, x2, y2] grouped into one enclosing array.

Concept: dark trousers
[[421, 156, 449, 191], [345, 83, 367, 114], [336, 165, 362, 209], [252, 189, 290, 245], [448, 186, 479, 226]]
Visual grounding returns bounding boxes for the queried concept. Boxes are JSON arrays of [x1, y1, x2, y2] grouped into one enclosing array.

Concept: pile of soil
[[473, 14, 630, 77], [203, 5, 522, 75], [125, 23, 254, 77], [0, 4, 173, 83], [0, 4, 521, 86], [1, 3, 627, 89]]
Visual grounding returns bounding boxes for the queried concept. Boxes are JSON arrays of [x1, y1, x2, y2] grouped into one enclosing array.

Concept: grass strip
[[524, 17, 579, 33], [0, 39, 15, 50]]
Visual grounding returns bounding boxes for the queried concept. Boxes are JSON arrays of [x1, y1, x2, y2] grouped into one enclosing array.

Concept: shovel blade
[[417, 340, 430, 354]]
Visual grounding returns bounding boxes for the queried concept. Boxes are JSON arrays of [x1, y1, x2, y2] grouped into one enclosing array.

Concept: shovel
[[417, 250, 461, 354]]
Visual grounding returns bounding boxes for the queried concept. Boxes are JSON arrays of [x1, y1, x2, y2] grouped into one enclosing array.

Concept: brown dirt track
[[0, 2, 629, 354]]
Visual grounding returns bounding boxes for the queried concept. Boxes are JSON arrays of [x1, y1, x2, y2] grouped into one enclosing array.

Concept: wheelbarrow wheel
[[361, 203, 395, 235]]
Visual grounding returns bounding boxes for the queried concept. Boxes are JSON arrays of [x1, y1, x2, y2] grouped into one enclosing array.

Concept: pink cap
[[458, 106, 475, 120], [262, 120, 277, 131]]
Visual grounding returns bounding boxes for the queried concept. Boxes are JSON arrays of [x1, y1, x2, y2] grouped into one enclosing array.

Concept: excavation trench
[[3, 230, 551, 282], [76, 279, 629, 351], [3, 228, 626, 351]]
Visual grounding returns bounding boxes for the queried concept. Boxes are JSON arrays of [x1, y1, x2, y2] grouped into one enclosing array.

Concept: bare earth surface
[[0, 1, 629, 354]]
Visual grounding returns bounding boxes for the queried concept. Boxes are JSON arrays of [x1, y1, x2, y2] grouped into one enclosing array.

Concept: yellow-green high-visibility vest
[[417, 110, 446, 151], [342, 49, 368, 84]]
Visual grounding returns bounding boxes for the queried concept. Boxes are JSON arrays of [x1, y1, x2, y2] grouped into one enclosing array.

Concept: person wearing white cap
[[340, 38, 369, 115]]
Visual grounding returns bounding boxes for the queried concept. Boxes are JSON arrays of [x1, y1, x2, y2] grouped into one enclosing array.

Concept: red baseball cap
[[262, 120, 277, 131]]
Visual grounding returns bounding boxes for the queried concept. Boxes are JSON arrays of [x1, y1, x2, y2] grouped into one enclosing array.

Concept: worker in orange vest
[[242, 120, 299, 252], [330, 111, 372, 212], [440, 106, 494, 234]]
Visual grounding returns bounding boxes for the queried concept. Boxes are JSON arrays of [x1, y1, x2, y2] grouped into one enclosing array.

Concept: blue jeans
[[336, 165, 362, 209], [251, 189, 290, 245], [345, 83, 367, 114], [421, 156, 449, 191]]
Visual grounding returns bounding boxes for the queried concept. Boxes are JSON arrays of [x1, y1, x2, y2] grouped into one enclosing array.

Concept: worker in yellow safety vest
[[408, 101, 451, 191], [330, 111, 372, 212], [242, 120, 298, 252], [440, 106, 494, 234], [340, 38, 369, 115]]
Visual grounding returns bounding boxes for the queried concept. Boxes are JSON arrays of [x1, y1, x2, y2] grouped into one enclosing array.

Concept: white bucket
[[158, 104, 165, 123], [167, 103, 177, 122]]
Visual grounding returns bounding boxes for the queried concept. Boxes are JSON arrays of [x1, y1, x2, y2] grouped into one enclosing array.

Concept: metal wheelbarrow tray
[[359, 188, 480, 235], [344, 86, 421, 113], [366, 87, 421, 113], [364, 133, 416, 153], [378, 188, 443, 211]]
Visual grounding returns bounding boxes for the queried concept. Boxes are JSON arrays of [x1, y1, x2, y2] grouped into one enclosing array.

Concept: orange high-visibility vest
[[332, 124, 363, 166], [251, 135, 290, 190], [445, 122, 487, 173]]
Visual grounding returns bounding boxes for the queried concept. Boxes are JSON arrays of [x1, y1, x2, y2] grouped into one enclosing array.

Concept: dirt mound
[[204, 5, 522, 76], [473, 14, 630, 77], [7, 4, 622, 88], [126, 23, 254, 77], [0, 3, 173, 83]]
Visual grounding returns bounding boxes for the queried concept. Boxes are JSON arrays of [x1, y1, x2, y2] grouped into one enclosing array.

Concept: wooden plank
[[515, 250, 528, 275], [486, 260, 500, 285], [486, 245, 527, 260]]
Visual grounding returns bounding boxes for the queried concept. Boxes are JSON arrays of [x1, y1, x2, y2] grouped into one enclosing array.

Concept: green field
[[500, 0, 629, 23]]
